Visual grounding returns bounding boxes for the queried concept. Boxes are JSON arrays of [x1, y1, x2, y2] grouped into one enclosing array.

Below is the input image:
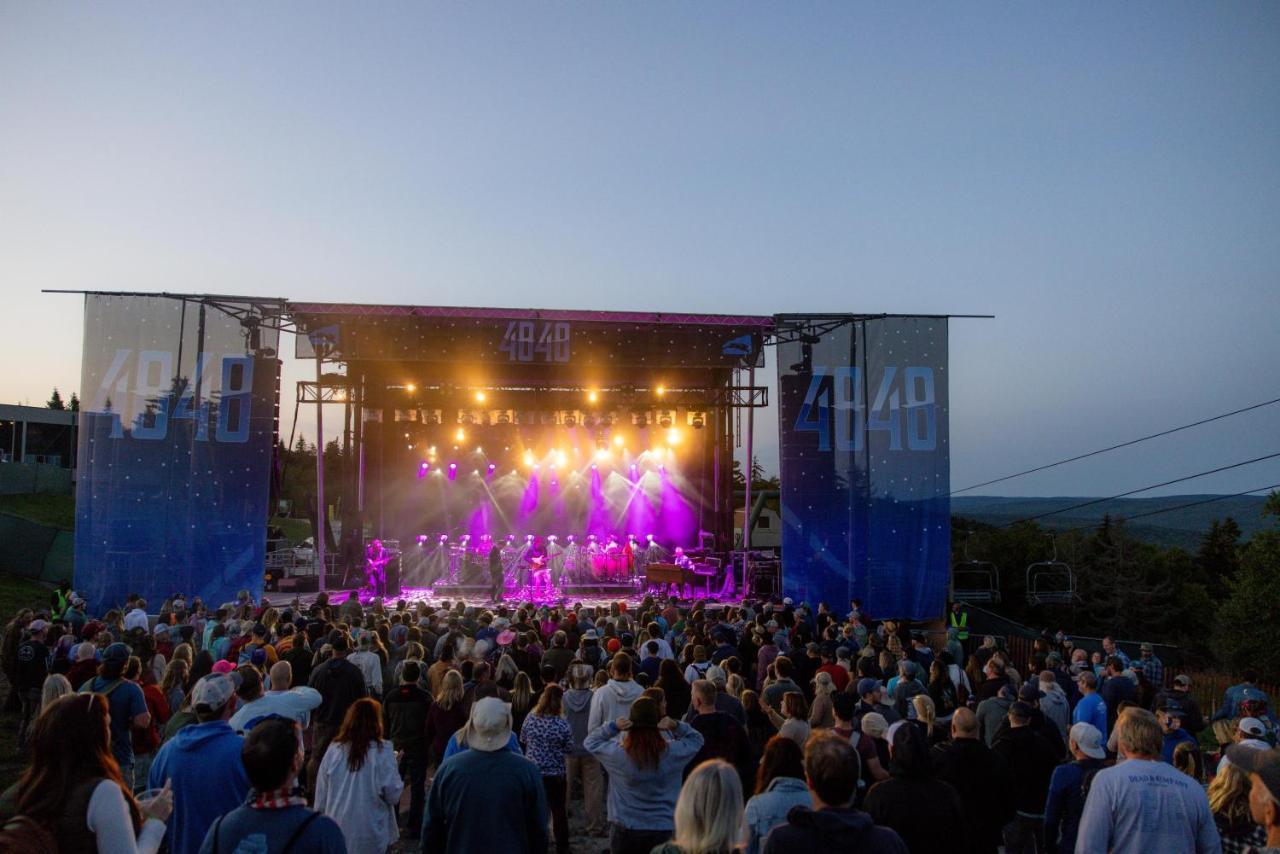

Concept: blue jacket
[[1043, 758, 1104, 854], [149, 720, 251, 854], [1161, 728, 1199, 764], [744, 776, 812, 854], [1072, 693, 1108, 740], [423, 747, 548, 853], [584, 721, 705, 831]]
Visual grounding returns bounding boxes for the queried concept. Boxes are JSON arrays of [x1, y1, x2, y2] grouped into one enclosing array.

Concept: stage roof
[[288, 301, 775, 328]]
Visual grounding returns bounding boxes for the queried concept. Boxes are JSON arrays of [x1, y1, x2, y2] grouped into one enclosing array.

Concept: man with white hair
[[1075, 708, 1219, 853], [347, 632, 383, 695], [424, 697, 548, 853]]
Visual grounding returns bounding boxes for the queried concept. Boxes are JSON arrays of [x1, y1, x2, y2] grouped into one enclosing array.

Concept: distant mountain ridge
[[951, 494, 1273, 551]]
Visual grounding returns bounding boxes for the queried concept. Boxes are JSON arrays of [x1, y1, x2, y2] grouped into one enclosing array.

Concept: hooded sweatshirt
[[1039, 683, 1071, 742], [563, 688, 594, 756], [587, 678, 644, 733], [762, 805, 908, 854], [148, 719, 250, 854]]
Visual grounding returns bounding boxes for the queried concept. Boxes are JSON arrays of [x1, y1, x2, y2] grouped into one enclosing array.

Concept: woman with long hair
[[584, 695, 705, 854], [910, 694, 947, 745], [654, 759, 744, 854], [740, 690, 778, 763], [808, 671, 836, 729], [0, 693, 172, 851], [314, 697, 404, 853], [425, 670, 468, 767], [765, 691, 811, 747], [39, 673, 72, 712], [658, 658, 692, 720], [159, 659, 189, 723], [928, 660, 958, 723], [521, 684, 575, 854], [743, 737, 809, 854], [511, 671, 536, 735], [495, 653, 520, 691], [725, 673, 746, 701], [1208, 759, 1266, 852], [189, 649, 214, 686]]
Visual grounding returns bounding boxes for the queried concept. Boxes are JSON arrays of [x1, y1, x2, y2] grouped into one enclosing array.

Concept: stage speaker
[[385, 555, 401, 597]]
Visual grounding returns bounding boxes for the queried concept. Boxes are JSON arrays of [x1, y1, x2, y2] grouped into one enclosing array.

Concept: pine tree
[[68, 392, 79, 412], [46, 388, 66, 410], [1214, 495, 1280, 682], [1194, 518, 1241, 600]]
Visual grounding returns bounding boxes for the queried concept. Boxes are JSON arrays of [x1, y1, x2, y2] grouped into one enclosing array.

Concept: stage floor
[[277, 579, 741, 611]]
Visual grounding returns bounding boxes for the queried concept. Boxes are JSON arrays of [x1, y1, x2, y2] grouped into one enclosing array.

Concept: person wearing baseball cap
[[1154, 674, 1206, 737], [1044, 722, 1107, 853], [77, 641, 151, 780], [147, 671, 251, 854], [1225, 746, 1280, 850], [14, 618, 52, 751], [992, 699, 1061, 849]]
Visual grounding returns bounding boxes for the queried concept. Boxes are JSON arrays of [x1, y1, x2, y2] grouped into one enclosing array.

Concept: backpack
[[78, 678, 125, 699], [208, 811, 320, 854], [0, 816, 59, 854]]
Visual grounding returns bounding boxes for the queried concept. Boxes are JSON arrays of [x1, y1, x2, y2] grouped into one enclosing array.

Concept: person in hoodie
[[763, 731, 906, 854], [381, 660, 432, 841], [562, 662, 606, 837], [991, 701, 1060, 854], [931, 708, 1016, 854], [864, 722, 965, 853], [1042, 722, 1107, 854], [149, 672, 251, 854], [991, 682, 1066, 761], [1036, 669, 1071, 744], [976, 681, 1014, 745], [744, 736, 812, 854], [587, 652, 644, 734]]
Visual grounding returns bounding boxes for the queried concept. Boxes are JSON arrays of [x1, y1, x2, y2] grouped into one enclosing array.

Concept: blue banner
[[777, 316, 950, 621], [74, 295, 279, 613]]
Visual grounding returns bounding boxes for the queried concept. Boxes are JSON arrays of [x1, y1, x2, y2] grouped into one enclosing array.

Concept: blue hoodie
[[149, 719, 251, 854]]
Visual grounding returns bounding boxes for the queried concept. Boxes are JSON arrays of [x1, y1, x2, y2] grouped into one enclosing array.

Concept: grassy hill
[[951, 494, 1273, 549]]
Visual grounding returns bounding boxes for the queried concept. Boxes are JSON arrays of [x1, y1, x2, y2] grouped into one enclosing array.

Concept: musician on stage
[[488, 540, 504, 602], [365, 538, 389, 597]]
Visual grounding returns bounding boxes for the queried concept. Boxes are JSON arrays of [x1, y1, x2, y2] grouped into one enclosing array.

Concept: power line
[[1115, 483, 1280, 524], [1003, 451, 1280, 527], [952, 395, 1280, 495]]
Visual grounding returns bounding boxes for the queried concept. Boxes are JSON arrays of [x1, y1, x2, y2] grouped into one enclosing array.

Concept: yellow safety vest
[[949, 610, 969, 641]]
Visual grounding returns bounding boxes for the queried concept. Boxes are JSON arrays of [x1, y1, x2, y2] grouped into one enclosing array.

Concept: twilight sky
[[2, 4, 1278, 497]]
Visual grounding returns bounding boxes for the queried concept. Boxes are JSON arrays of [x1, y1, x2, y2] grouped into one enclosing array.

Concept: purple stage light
[[448, 462, 458, 481]]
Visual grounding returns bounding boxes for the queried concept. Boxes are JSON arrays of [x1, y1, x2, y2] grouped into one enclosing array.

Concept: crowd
[[1, 580, 1279, 854]]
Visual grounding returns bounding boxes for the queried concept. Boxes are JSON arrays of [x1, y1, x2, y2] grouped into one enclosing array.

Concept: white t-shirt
[[124, 608, 149, 633], [86, 780, 166, 854]]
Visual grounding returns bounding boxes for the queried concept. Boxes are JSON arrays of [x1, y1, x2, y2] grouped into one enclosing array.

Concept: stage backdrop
[[777, 316, 950, 621], [74, 295, 279, 612]]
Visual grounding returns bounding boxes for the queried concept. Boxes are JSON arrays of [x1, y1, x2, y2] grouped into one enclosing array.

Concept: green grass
[[0, 572, 53, 791], [0, 493, 75, 530], [271, 516, 312, 545]]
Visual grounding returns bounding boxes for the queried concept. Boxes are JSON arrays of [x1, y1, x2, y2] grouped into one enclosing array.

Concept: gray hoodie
[[564, 687, 594, 756], [588, 678, 644, 733], [1039, 682, 1071, 742]]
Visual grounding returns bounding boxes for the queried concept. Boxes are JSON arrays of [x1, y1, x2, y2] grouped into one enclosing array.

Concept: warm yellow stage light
[[613, 434, 625, 447], [656, 386, 666, 396], [405, 383, 417, 393], [455, 428, 466, 443], [587, 390, 599, 403], [475, 391, 487, 403], [667, 428, 681, 445], [523, 450, 535, 467]]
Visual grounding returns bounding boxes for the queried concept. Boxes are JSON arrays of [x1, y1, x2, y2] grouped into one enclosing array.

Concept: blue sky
[[2, 4, 1278, 497]]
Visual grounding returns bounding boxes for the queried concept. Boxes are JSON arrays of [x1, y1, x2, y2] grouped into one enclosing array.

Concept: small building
[[0, 404, 77, 468], [735, 505, 782, 551]]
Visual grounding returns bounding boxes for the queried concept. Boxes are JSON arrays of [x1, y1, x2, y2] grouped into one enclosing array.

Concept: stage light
[[659, 414, 673, 428], [455, 428, 466, 443], [656, 386, 666, 397], [647, 534, 655, 542], [475, 447, 483, 454], [487, 463, 497, 473], [475, 391, 486, 403], [591, 463, 598, 470], [417, 535, 428, 545], [613, 434, 625, 448], [523, 450, 535, 467], [429, 446, 437, 455], [404, 432, 410, 439], [691, 413, 705, 429], [405, 383, 416, 393], [587, 390, 599, 404], [449, 463, 457, 470], [667, 428, 681, 445]]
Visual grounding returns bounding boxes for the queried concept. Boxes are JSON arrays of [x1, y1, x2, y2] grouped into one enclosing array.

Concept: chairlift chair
[[1026, 535, 1076, 606], [951, 531, 1002, 604]]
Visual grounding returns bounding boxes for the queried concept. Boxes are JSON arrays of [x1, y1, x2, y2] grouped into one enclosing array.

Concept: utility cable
[[1002, 451, 1280, 527], [952, 396, 1280, 495]]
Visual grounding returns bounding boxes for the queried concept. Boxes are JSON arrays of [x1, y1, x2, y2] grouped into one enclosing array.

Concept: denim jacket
[[744, 776, 812, 854]]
